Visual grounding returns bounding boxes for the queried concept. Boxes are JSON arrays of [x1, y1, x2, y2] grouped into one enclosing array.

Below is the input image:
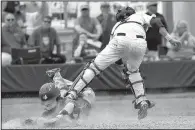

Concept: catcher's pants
[[74, 35, 148, 104], [95, 36, 147, 72]]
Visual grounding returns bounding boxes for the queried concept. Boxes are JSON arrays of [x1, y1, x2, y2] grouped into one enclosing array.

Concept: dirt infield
[[2, 92, 195, 129]]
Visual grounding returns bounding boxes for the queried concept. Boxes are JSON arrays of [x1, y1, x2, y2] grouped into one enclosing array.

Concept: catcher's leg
[[63, 38, 125, 119], [125, 38, 155, 120], [67, 38, 124, 99]]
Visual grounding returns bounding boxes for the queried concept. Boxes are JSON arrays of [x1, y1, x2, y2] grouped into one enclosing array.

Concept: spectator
[[20, 23, 29, 42], [145, 2, 168, 61], [3, 1, 25, 27], [113, 3, 123, 14], [97, 2, 117, 50], [19, 2, 49, 35], [166, 20, 195, 60], [2, 34, 12, 66], [2, 13, 27, 66], [73, 3, 103, 62], [28, 16, 66, 64]]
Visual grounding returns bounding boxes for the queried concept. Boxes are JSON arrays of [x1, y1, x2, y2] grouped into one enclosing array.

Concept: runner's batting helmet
[[116, 6, 136, 22], [39, 82, 60, 102]]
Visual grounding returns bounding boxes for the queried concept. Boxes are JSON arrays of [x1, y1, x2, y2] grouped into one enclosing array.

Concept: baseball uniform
[[71, 13, 156, 104]]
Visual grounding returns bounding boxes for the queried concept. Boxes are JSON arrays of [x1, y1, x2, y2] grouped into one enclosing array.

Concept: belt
[[116, 33, 144, 39]]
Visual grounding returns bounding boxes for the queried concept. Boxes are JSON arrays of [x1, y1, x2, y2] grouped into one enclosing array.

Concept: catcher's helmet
[[39, 82, 60, 102], [116, 6, 136, 22]]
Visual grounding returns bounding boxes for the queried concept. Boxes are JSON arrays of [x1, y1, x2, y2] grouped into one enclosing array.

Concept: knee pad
[[70, 60, 102, 95], [128, 70, 143, 84], [78, 60, 101, 87], [88, 61, 102, 75]]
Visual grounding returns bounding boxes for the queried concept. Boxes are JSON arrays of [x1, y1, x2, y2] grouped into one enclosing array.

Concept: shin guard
[[128, 70, 147, 108], [68, 60, 102, 99]]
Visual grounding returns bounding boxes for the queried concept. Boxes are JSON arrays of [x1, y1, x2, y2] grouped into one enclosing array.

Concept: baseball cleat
[[133, 99, 155, 109], [46, 68, 61, 79], [138, 100, 149, 120]]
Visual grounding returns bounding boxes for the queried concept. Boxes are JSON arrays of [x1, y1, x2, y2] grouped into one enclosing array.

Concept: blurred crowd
[[1, 1, 195, 66], [2, 1, 66, 66]]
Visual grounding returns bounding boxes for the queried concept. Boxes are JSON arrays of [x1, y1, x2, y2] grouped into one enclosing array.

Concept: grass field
[[2, 92, 195, 129]]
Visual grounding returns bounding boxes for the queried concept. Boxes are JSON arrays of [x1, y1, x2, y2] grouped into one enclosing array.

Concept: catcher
[[60, 6, 181, 120], [24, 68, 95, 127]]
